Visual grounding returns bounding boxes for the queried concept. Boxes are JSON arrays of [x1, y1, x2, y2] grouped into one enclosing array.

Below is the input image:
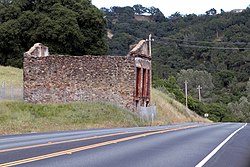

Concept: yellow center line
[[0, 125, 201, 153], [0, 125, 199, 167], [0, 128, 173, 153], [0, 132, 128, 153]]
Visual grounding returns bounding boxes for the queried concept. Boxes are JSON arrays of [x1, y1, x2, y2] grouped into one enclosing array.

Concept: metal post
[[184, 80, 188, 111]]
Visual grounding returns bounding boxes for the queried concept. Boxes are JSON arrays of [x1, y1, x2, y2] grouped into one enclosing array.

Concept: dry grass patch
[[0, 66, 23, 86], [152, 88, 210, 125]]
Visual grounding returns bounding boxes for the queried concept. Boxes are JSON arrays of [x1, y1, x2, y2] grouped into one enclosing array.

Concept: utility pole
[[146, 34, 154, 111], [184, 80, 188, 111], [146, 34, 154, 57], [197, 85, 202, 102]]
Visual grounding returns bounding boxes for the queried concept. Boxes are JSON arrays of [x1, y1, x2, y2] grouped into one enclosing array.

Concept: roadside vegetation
[[0, 66, 208, 135], [0, 66, 23, 86], [1, 1, 249, 124], [0, 92, 208, 135], [0, 101, 144, 135], [152, 89, 209, 124], [103, 5, 250, 122]]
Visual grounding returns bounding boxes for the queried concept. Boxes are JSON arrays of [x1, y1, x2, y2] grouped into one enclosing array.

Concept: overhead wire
[[177, 44, 250, 50], [160, 37, 250, 45], [154, 37, 250, 50]]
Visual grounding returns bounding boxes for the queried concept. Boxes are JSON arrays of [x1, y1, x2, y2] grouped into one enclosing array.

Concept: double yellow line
[[0, 125, 200, 167]]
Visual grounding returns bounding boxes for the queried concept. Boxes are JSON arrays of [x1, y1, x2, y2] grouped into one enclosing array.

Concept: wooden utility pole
[[146, 34, 154, 57], [184, 80, 188, 111], [146, 34, 154, 108], [197, 85, 202, 102]]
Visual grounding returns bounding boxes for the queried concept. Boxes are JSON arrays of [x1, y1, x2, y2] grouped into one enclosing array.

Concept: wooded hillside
[[102, 5, 250, 122], [0, 2, 249, 122]]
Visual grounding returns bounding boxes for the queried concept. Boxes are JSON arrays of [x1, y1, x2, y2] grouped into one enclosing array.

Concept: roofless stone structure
[[24, 40, 152, 112]]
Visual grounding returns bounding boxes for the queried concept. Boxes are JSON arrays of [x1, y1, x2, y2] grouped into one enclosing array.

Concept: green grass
[[0, 66, 23, 86], [0, 65, 209, 135], [0, 101, 145, 135]]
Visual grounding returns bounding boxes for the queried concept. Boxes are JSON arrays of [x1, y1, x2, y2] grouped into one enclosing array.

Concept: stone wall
[[23, 40, 152, 112], [23, 55, 136, 110]]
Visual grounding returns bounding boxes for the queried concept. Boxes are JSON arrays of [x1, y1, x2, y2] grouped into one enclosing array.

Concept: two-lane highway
[[0, 123, 249, 167]]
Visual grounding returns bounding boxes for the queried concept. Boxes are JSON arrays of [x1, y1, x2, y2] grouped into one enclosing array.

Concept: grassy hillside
[[151, 89, 209, 124], [0, 66, 208, 135], [104, 6, 250, 122], [0, 66, 23, 86], [0, 101, 144, 135]]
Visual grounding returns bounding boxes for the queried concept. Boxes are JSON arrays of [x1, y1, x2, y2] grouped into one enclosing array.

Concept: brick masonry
[[23, 41, 151, 112]]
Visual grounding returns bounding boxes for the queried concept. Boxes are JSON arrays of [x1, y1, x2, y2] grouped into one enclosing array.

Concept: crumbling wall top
[[128, 40, 150, 59], [24, 43, 49, 57]]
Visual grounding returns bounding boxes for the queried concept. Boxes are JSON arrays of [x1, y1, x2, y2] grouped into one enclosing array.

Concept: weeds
[[0, 101, 145, 135]]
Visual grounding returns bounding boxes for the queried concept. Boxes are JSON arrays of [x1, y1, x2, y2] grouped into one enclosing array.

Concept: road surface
[[0, 122, 249, 167]]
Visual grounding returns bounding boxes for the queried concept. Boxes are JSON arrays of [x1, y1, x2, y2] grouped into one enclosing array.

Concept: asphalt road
[[0, 122, 249, 167]]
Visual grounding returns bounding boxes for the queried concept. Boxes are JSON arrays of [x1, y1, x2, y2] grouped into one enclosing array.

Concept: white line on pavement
[[195, 123, 247, 167]]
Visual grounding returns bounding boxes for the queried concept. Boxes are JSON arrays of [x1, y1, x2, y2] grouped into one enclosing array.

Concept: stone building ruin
[[24, 43, 49, 57], [23, 40, 153, 112]]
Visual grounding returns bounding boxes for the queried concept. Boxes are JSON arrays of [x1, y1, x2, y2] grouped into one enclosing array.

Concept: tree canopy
[[1, 2, 250, 122], [102, 5, 250, 122], [0, 0, 107, 67]]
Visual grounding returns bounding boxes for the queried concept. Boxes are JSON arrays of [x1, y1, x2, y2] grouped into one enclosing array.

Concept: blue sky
[[92, 0, 249, 16]]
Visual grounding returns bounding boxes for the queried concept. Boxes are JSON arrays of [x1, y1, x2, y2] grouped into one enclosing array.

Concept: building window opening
[[136, 67, 141, 98], [146, 69, 150, 98], [142, 68, 147, 98]]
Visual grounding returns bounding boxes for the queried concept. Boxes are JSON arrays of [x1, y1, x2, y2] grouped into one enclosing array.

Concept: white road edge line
[[195, 123, 247, 167]]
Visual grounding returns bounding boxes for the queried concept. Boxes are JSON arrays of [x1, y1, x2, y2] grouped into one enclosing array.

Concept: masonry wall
[[23, 55, 136, 110]]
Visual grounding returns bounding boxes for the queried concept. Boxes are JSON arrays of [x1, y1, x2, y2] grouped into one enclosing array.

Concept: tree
[[177, 69, 214, 100], [228, 96, 250, 122], [102, 4, 250, 121], [170, 12, 182, 20], [206, 8, 217, 15], [0, 0, 12, 5], [108, 33, 136, 55], [207, 103, 226, 122], [133, 4, 147, 15], [246, 78, 250, 101], [110, 6, 134, 22], [148, 7, 165, 22], [0, 0, 107, 68], [153, 76, 185, 103], [215, 70, 235, 88]]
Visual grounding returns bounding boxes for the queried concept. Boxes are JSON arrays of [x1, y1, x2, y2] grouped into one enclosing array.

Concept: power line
[[155, 40, 250, 50], [178, 44, 250, 50], [159, 37, 250, 45]]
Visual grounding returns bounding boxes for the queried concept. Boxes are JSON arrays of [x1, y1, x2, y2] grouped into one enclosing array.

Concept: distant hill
[[102, 6, 250, 122]]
